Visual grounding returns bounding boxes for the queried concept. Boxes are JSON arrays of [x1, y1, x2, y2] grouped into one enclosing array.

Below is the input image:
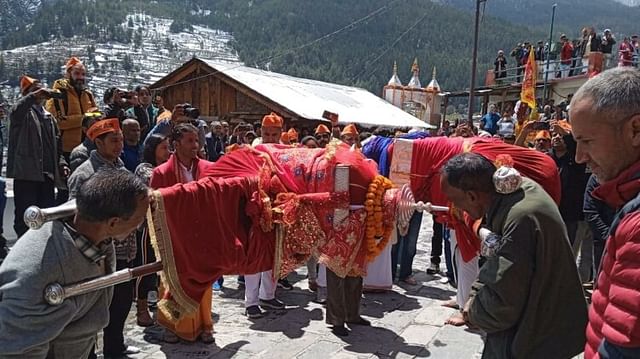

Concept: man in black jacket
[[601, 29, 617, 69], [206, 121, 225, 162], [549, 122, 592, 282], [583, 174, 615, 272], [102, 87, 127, 122], [7, 76, 68, 237]]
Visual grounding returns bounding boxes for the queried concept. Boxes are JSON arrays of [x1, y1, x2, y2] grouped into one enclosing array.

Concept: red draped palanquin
[[406, 136, 561, 262], [149, 142, 378, 319]]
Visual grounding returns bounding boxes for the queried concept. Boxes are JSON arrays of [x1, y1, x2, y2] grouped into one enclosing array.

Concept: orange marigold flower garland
[[364, 175, 394, 262]]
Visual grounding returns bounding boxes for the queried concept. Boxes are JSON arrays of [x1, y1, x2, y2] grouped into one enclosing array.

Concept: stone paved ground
[[97, 214, 488, 358]]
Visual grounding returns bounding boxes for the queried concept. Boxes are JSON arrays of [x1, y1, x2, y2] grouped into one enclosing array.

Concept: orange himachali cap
[[262, 112, 283, 128], [287, 128, 298, 141], [20, 75, 37, 95], [65, 57, 83, 71], [341, 124, 359, 136], [87, 118, 121, 141], [315, 124, 330, 135], [280, 132, 290, 144], [535, 130, 551, 141]]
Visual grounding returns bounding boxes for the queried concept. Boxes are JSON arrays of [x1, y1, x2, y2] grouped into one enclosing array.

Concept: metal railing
[[490, 56, 591, 85]]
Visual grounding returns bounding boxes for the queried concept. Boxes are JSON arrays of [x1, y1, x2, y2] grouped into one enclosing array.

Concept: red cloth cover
[[150, 143, 378, 318], [408, 137, 561, 262]]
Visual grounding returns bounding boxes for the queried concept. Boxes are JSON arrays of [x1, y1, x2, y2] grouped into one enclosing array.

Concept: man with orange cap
[[261, 112, 283, 144], [68, 118, 125, 199], [46, 57, 97, 185], [314, 124, 331, 148], [67, 118, 142, 357], [7, 75, 68, 239], [69, 109, 102, 172], [243, 113, 290, 318], [340, 124, 359, 147], [287, 128, 299, 144], [533, 130, 552, 153], [548, 121, 592, 280]]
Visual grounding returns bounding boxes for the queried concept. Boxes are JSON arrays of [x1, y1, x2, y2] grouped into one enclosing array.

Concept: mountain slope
[[442, 0, 640, 35], [196, 0, 546, 93], [0, 0, 547, 96], [612, 0, 640, 6], [0, 13, 238, 105], [0, 0, 42, 36]]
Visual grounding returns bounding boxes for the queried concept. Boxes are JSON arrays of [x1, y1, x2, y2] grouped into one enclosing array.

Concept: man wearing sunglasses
[[314, 124, 331, 148]]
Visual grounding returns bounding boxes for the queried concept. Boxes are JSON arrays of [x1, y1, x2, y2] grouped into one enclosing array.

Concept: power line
[[350, 11, 430, 83], [154, 0, 403, 91]]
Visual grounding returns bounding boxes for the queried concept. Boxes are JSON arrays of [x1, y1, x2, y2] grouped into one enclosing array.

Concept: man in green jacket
[[440, 152, 588, 359]]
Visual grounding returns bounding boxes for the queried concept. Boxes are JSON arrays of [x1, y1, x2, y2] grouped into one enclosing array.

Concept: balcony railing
[[485, 52, 613, 86]]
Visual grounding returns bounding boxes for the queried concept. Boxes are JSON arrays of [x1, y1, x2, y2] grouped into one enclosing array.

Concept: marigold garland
[[364, 175, 394, 262]]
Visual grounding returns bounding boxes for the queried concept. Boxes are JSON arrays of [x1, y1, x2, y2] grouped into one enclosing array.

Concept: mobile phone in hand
[[532, 121, 550, 131]]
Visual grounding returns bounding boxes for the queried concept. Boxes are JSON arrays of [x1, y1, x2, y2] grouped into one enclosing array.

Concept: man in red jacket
[[570, 67, 640, 359]]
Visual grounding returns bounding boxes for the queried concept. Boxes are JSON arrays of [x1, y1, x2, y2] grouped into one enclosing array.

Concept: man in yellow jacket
[[46, 57, 97, 157]]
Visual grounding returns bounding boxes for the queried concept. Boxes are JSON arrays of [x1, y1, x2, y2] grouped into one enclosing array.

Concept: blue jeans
[[598, 339, 640, 358], [391, 212, 422, 280], [443, 225, 456, 285]]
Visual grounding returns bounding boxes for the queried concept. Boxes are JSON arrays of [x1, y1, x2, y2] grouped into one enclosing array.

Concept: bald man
[[121, 118, 143, 172]]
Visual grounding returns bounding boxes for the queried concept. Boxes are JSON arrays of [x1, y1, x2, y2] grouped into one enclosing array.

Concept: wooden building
[[150, 57, 430, 129]]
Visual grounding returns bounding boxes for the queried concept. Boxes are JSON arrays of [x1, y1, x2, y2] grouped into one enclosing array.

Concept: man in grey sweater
[[0, 169, 150, 358], [66, 118, 141, 358]]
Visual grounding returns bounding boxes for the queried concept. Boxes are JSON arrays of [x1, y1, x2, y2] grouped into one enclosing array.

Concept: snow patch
[[1, 12, 241, 104]]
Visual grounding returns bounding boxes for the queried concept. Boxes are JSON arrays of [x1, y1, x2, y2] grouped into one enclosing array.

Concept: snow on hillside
[[613, 0, 640, 6], [1, 13, 240, 104]]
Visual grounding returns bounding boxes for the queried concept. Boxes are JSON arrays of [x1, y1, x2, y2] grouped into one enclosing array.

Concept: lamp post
[[467, 0, 487, 126], [543, 4, 557, 104]]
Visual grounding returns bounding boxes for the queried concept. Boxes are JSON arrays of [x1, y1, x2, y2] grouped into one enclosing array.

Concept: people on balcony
[[494, 50, 507, 80], [493, 26, 639, 85]]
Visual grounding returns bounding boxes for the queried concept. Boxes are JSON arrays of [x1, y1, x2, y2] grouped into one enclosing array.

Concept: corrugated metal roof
[[203, 60, 434, 129]]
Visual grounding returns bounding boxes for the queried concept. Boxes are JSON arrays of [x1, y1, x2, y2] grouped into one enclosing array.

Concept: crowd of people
[[0, 55, 638, 359], [494, 27, 640, 82], [0, 56, 399, 356]]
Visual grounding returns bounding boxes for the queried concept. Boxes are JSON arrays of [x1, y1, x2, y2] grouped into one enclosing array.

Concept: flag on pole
[[520, 47, 537, 109]]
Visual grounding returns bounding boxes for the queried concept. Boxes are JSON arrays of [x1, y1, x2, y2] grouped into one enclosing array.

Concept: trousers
[[14, 178, 55, 237], [102, 260, 134, 356], [245, 270, 276, 307], [133, 227, 157, 300], [391, 212, 422, 280], [450, 231, 480, 308], [325, 269, 362, 326], [431, 219, 444, 265]]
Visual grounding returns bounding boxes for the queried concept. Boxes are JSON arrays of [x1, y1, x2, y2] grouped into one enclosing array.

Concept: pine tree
[[134, 30, 143, 49], [0, 54, 5, 80], [122, 54, 134, 72], [164, 37, 174, 52]]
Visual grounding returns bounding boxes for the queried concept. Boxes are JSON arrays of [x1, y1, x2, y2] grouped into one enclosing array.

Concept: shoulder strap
[[609, 191, 640, 237], [85, 90, 96, 108], [53, 88, 70, 118], [62, 90, 69, 116]]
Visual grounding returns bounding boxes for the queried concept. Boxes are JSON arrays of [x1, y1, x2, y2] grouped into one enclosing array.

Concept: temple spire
[[387, 60, 403, 86], [426, 66, 440, 92], [407, 58, 421, 88]]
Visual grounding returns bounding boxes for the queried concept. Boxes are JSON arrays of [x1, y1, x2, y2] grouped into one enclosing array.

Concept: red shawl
[[408, 137, 561, 262], [150, 143, 378, 318]]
